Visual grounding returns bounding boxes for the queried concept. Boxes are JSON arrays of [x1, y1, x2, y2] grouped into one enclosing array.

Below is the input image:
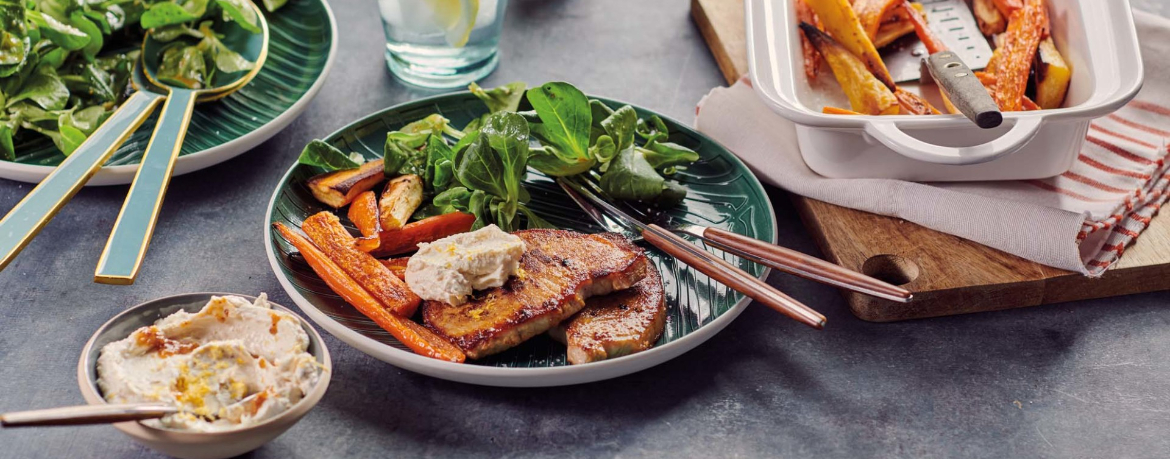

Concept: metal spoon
[[0, 404, 177, 427], [94, 2, 269, 285]]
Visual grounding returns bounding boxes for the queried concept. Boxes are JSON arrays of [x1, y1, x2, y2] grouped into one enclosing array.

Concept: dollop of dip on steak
[[405, 224, 526, 305]]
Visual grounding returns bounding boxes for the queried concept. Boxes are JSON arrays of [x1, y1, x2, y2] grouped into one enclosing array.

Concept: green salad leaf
[[297, 139, 365, 171], [215, 0, 260, 33], [469, 81, 526, 114], [8, 65, 69, 110], [156, 43, 207, 88], [525, 82, 594, 176], [28, 10, 90, 51], [141, 0, 210, 29], [196, 22, 253, 73], [600, 147, 686, 207]]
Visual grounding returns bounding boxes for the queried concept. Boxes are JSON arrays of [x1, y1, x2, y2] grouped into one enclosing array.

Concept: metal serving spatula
[[883, 0, 1002, 128]]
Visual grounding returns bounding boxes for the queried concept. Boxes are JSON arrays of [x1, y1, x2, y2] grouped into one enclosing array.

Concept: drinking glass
[[378, 0, 508, 88]]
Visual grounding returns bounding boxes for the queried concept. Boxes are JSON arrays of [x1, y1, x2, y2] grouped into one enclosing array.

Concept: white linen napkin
[[694, 10, 1169, 276]]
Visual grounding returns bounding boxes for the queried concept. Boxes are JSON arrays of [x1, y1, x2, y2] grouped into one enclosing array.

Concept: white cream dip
[[96, 294, 322, 432]]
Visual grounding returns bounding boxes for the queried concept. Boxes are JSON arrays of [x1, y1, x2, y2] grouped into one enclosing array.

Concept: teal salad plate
[[264, 92, 777, 387], [0, 0, 337, 186]]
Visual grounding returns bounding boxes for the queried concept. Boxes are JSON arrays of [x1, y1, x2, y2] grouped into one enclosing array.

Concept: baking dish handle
[[863, 117, 1043, 165]]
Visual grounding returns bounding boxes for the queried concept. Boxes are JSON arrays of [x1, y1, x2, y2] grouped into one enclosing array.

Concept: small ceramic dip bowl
[[77, 293, 332, 459]]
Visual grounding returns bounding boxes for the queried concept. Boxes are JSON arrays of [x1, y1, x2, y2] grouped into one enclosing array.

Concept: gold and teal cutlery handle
[[0, 91, 164, 272], [95, 88, 199, 285]]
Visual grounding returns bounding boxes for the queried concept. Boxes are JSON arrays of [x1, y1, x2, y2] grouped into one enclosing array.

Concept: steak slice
[[421, 229, 649, 359], [549, 264, 666, 365]]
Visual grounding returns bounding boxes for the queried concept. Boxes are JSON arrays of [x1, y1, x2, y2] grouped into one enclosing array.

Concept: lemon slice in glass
[[428, 0, 479, 47]]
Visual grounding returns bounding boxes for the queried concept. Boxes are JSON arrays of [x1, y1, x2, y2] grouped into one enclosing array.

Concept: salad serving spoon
[[94, 2, 269, 285]]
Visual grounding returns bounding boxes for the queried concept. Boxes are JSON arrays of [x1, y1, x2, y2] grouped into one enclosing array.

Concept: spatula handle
[[926, 52, 1002, 129], [95, 88, 199, 285], [0, 90, 163, 273]]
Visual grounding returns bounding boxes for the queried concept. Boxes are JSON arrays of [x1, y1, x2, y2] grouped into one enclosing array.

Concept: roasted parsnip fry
[[348, 191, 381, 238], [874, 19, 914, 48], [367, 212, 477, 257], [1033, 37, 1070, 109], [973, 0, 1006, 35], [302, 212, 421, 317], [804, 0, 896, 89], [801, 23, 900, 115], [796, 0, 823, 80], [379, 174, 424, 230], [823, 106, 863, 115], [273, 222, 465, 363], [852, 0, 903, 41], [989, 0, 1046, 111], [306, 159, 385, 208]]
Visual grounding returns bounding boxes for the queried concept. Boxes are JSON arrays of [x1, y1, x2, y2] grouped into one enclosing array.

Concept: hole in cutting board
[[861, 255, 920, 286]]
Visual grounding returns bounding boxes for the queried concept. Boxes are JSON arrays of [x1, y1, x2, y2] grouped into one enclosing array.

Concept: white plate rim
[[262, 120, 780, 387], [0, 0, 340, 187]]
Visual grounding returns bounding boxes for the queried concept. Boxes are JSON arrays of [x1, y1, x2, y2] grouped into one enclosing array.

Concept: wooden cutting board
[[691, 0, 1170, 322]]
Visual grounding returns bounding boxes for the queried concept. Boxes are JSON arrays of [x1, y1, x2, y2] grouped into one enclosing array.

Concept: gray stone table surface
[[2, 0, 1169, 457]]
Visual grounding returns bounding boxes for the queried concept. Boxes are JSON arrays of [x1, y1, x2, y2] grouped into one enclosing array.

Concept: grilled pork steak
[[550, 264, 666, 364], [421, 229, 649, 359]]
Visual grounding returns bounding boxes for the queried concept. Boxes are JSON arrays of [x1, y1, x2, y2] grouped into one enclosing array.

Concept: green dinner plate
[[0, 0, 336, 186], [264, 92, 777, 386]]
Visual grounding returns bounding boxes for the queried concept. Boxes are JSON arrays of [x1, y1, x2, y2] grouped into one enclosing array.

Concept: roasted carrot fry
[[823, 106, 863, 115], [1021, 97, 1041, 111], [989, 0, 1046, 111], [899, 0, 945, 54], [975, 71, 997, 87], [796, 0, 823, 80], [804, 0, 895, 90], [379, 257, 410, 280], [273, 222, 465, 363], [367, 212, 477, 258], [801, 23, 900, 115], [347, 191, 381, 238], [302, 212, 421, 317], [895, 88, 942, 115]]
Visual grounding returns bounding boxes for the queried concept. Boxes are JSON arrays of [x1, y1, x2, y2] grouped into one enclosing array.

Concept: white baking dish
[[745, 0, 1144, 181]]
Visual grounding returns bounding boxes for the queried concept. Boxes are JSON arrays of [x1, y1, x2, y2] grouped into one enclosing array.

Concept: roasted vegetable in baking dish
[[796, 0, 1071, 115], [1033, 37, 1070, 110], [800, 23, 899, 115]]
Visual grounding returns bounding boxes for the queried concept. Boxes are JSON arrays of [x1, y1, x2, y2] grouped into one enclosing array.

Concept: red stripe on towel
[[1107, 114, 1170, 137], [1077, 155, 1153, 180], [1027, 180, 1114, 202], [1089, 124, 1160, 149], [1060, 171, 1132, 194], [1086, 136, 1159, 165], [1129, 100, 1170, 118]]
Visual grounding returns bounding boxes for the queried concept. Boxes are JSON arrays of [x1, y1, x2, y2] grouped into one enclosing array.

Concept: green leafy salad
[[298, 81, 701, 232], [0, 0, 281, 160]]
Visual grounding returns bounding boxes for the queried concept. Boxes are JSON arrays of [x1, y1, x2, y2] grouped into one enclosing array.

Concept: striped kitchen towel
[[694, 10, 1169, 276]]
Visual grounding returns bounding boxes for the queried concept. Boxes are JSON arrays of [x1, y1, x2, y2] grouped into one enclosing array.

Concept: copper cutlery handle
[[0, 404, 176, 427], [699, 227, 913, 303], [643, 224, 826, 329]]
